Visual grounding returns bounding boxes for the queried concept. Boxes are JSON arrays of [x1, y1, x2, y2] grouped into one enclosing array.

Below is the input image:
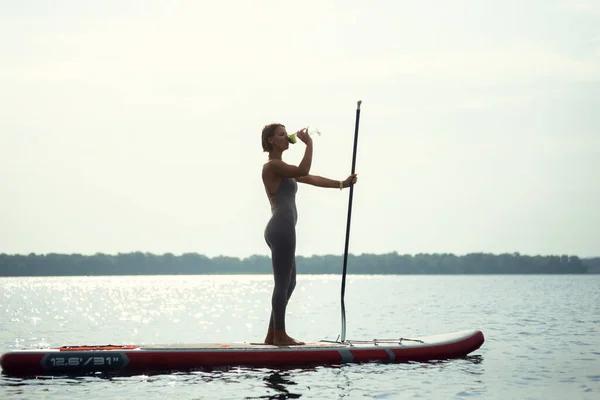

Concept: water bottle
[[287, 127, 322, 144]]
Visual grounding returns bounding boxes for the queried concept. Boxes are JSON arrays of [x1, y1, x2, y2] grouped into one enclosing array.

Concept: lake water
[[1, 274, 599, 399]]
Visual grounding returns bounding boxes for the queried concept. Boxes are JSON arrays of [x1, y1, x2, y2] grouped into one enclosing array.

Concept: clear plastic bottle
[[287, 127, 321, 144]]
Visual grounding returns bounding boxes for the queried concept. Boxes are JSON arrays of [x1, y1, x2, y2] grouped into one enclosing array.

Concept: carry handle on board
[[340, 100, 362, 343]]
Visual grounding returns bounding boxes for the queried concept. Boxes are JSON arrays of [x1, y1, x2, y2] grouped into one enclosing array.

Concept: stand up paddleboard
[[0, 329, 484, 376], [0, 102, 485, 376]]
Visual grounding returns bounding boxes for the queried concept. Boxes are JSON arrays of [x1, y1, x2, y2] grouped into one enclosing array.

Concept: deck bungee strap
[[59, 345, 139, 351]]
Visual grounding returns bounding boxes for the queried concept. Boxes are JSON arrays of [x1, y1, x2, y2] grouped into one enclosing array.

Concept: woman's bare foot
[[273, 331, 305, 346], [264, 327, 274, 345]]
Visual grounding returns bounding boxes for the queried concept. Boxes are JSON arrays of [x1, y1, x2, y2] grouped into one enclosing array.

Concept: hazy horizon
[[1, 1, 599, 259], [1, 250, 598, 259]]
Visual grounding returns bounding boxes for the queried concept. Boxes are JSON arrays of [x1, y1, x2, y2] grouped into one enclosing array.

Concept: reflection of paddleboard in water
[[0, 329, 485, 376]]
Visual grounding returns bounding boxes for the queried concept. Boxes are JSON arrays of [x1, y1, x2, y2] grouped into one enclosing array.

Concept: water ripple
[[1, 274, 599, 399]]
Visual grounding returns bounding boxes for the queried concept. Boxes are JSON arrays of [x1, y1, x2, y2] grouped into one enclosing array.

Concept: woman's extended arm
[[296, 173, 357, 189]]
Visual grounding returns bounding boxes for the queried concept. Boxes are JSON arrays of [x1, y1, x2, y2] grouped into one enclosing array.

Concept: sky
[[1, 0, 599, 259]]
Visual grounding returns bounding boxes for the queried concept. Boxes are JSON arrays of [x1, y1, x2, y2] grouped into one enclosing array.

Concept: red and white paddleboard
[[0, 329, 484, 376]]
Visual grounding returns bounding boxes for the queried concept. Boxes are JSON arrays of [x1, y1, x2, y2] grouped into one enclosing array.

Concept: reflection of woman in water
[[261, 123, 358, 346]]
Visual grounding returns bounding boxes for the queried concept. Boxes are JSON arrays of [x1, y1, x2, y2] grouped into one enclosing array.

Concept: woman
[[261, 123, 358, 346]]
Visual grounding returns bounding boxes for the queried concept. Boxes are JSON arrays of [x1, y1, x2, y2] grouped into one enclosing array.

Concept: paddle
[[340, 100, 362, 343]]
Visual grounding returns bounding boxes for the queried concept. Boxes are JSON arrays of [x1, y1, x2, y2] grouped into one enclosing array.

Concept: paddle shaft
[[340, 100, 362, 343]]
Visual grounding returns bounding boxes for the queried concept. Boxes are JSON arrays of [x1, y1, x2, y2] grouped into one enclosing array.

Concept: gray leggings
[[265, 228, 297, 331]]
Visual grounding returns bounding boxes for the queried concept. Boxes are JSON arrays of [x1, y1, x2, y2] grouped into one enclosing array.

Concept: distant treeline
[[0, 252, 597, 276]]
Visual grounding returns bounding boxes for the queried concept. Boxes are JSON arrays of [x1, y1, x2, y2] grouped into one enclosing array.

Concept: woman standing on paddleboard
[[261, 123, 358, 346]]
